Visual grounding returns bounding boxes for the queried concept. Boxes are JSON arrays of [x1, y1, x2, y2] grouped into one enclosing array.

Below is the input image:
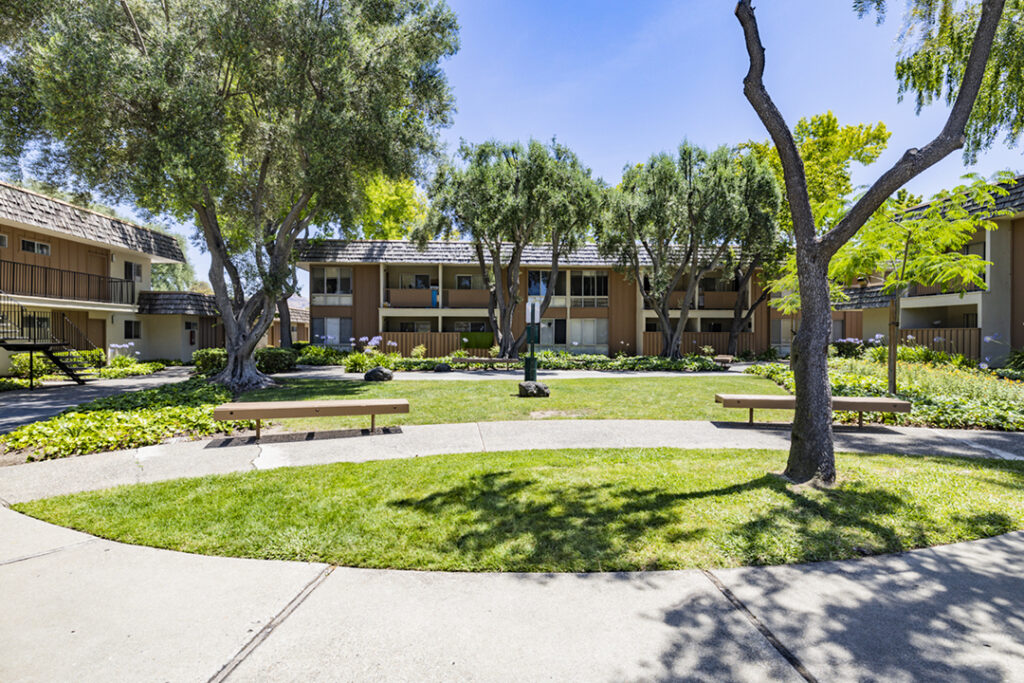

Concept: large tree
[[0, 0, 458, 391], [356, 172, 427, 239], [734, 0, 1008, 484], [599, 143, 779, 358], [421, 139, 601, 358]]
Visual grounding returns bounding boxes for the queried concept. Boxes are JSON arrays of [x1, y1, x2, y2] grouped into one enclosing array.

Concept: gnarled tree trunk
[[277, 296, 293, 349]]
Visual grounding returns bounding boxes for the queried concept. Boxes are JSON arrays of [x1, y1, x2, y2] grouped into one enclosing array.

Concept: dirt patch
[[530, 410, 582, 419], [0, 449, 28, 467]]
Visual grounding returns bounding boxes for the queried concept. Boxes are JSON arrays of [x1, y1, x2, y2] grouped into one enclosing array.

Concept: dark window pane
[[554, 319, 566, 344]]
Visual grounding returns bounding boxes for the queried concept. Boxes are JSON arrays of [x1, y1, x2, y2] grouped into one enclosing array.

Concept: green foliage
[[151, 234, 197, 291], [747, 358, 1024, 430], [534, 350, 719, 372], [488, 344, 501, 358], [255, 348, 297, 375], [356, 173, 427, 239], [1006, 348, 1024, 371], [421, 139, 602, 357], [410, 344, 427, 359], [865, 344, 973, 369], [459, 332, 494, 349], [831, 339, 865, 358], [0, 377, 30, 392], [9, 349, 105, 379], [192, 348, 227, 376], [342, 352, 375, 373], [95, 361, 165, 379], [296, 345, 346, 366], [0, 378, 251, 459]]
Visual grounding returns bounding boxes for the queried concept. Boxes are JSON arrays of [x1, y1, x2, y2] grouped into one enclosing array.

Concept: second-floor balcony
[[386, 288, 436, 308], [444, 289, 491, 308], [906, 282, 982, 297], [1, 258, 135, 305]]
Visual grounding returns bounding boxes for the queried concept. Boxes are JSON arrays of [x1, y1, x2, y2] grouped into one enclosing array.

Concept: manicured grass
[[17, 448, 1024, 571], [240, 375, 795, 431]]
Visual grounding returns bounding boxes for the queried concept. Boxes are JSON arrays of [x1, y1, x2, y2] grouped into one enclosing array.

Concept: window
[[185, 321, 197, 346], [124, 320, 142, 340], [310, 267, 353, 295], [456, 274, 484, 290], [570, 270, 608, 307], [0, 234, 7, 248], [569, 318, 608, 350], [528, 270, 566, 297], [399, 321, 431, 333], [312, 317, 353, 346], [124, 261, 142, 282], [454, 321, 487, 333], [399, 273, 431, 289], [963, 313, 978, 328], [831, 319, 845, 341], [539, 319, 566, 346], [963, 242, 986, 283], [21, 239, 50, 256]]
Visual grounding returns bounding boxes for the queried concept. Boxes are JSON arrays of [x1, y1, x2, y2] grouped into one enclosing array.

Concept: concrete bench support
[[213, 399, 410, 440]]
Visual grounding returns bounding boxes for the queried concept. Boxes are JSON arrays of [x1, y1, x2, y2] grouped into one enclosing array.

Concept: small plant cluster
[[7, 348, 163, 381], [0, 378, 254, 460], [192, 347, 298, 375], [863, 344, 974, 369], [0, 377, 31, 392], [746, 360, 1024, 431], [534, 350, 720, 372]]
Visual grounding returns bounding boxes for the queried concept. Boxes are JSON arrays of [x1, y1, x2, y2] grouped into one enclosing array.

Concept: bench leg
[[255, 418, 261, 441], [858, 412, 864, 428], [371, 414, 376, 433], [749, 407, 754, 425]]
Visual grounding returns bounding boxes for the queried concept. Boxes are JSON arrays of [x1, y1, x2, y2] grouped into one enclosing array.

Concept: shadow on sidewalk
[[205, 426, 402, 448]]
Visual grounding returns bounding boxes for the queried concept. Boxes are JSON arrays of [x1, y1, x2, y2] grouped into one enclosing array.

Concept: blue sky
[[140, 2, 1024, 293]]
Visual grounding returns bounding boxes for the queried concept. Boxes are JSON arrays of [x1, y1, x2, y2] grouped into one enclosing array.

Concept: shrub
[[451, 348, 469, 358], [255, 347, 297, 374], [532, 350, 718, 372], [410, 344, 427, 359], [488, 344, 501, 358], [290, 341, 311, 353], [0, 377, 253, 459], [831, 338, 864, 358], [343, 351, 374, 373], [192, 348, 227, 375], [108, 353, 137, 368], [866, 344, 972, 369], [756, 347, 779, 362], [95, 361, 165, 379], [0, 377, 30, 392], [296, 345, 345, 366], [460, 331, 494, 349], [1007, 347, 1024, 371]]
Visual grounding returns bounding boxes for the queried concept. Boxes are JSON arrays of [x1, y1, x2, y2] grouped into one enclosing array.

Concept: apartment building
[[296, 240, 773, 356], [0, 181, 219, 373], [771, 174, 1024, 363]]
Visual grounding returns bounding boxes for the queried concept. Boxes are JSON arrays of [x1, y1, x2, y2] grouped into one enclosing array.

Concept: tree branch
[[818, 0, 1006, 259], [119, 0, 148, 56]]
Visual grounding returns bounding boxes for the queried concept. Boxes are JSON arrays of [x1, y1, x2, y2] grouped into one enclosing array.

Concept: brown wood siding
[[642, 331, 756, 356], [87, 318, 106, 350], [0, 224, 110, 275], [353, 264, 380, 338], [1014, 219, 1024, 349], [608, 270, 637, 354], [379, 332, 488, 358], [570, 307, 609, 319], [900, 327, 980, 359], [751, 273, 770, 351]]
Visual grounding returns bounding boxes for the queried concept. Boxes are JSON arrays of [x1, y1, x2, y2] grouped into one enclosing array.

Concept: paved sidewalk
[[1, 505, 1022, 682], [1, 419, 1022, 504], [0, 366, 192, 434], [288, 365, 746, 381]]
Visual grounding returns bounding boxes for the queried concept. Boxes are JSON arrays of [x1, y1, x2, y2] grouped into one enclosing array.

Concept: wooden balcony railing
[[386, 288, 435, 308], [702, 291, 739, 309], [444, 289, 491, 308], [0, 258, 135, 305]]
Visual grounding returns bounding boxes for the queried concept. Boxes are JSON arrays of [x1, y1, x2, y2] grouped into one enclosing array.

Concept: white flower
[[462, 337, 468, 343], [906, 335, 915, 341], [979, 362, 989, 370]]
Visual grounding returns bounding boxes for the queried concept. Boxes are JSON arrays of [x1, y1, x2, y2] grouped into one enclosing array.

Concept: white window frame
[[124, 261, 143, 282], [124, 319, 142, 340], [310, 266, 354, 306], [455, 273, 484, 290], [21, 238, 50, 256]]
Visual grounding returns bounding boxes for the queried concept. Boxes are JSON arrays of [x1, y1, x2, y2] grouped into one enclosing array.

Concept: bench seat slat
[[212, 399, 410, 421], [714, 394, 911, 413]]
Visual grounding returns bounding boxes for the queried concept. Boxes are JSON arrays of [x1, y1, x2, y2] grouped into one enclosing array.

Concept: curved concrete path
[[2, 421, 1024, 681]]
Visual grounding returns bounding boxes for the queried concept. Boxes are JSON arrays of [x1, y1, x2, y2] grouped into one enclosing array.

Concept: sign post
[[524, 300, 540, 382]]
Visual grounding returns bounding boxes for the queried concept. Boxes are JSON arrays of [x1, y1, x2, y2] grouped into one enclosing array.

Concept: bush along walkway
[[747, 360, 1024, 431]]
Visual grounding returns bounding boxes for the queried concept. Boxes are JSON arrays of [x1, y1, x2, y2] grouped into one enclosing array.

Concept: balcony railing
[[386, 288, 436, 308], [444, 289, 491, 308], [906, 282, 981, 297], [1, 258, 135, 305], [702, 291, 739, 309], [570, 295, 608, 308]]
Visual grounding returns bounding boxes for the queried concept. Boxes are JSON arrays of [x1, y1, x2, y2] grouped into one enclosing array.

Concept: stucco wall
[[982, 222, 1013, 364]]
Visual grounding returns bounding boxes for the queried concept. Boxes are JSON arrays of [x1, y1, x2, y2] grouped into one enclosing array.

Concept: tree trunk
[[212, 326, 275, 393], [887, 295, 899, 394], [277, 297, 293, 349], [784, 255, 835, 485]]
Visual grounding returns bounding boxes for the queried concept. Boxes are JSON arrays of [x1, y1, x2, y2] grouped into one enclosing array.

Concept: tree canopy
[[0, 0, 459, 390], [356, 173, 427, 240], [421, 139, 601, 358]]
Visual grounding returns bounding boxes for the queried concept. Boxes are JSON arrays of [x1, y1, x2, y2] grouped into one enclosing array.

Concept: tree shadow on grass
[[241, 379, 375, 402]]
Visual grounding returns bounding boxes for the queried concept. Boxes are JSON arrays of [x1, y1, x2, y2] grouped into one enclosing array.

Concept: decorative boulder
[[434, 362, 452, 373], [364, 366, 394, 382], [518, 381, 550, 398]]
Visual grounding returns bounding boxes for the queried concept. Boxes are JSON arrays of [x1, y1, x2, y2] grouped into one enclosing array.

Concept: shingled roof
[[835, 285, 891, 311], [137, 291, 219, 316], [0, 182, 185, 263], [297, 239, 724, 267]]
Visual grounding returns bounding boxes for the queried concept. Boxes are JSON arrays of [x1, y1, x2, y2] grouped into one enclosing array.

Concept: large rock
[[518, 381, 550, 398], [364, 366, 394, 382], [433, 362, 452, 373]]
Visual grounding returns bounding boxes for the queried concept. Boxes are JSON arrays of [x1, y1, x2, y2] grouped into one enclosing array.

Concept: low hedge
[[192, 348, 227, 375], [191, 347, 297, 375]]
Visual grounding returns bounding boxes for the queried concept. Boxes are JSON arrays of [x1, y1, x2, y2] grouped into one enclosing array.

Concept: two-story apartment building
[[0, 181, 223, 373], [771, 174, 1024, 363], [296, 240, 773, 356]]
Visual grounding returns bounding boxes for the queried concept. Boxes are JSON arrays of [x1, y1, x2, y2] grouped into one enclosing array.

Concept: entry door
[[87, 318, 106, 349]]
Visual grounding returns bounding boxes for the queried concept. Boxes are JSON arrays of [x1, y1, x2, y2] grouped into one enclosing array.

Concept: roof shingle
[[0, 182, 185, 262], [137, 291, 219, 316]]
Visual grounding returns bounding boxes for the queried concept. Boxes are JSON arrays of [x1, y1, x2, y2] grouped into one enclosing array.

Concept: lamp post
[[524, 301, 539, 382]]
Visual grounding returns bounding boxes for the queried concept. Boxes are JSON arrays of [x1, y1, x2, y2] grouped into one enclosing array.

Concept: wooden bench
[[714, 394, 912, 427], [713, 354, 734, 367], [451, 357, 521, 370], [212, 399, 410, 440]]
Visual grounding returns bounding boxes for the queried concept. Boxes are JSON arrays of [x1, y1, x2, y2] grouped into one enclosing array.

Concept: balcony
[[386, 288, 436, 308], [906, 282, 982, 297], [570, 296, 608, 308], [702, 291, 739, 309], [444, 289, 490, 308], [1, 258, 135, 305]]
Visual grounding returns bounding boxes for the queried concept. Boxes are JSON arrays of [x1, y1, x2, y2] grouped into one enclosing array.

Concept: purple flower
[[387, 340, 398, 347], [359, 336, 369, 343], [906, 335, 915, 341], [933, 336, 944, 343]]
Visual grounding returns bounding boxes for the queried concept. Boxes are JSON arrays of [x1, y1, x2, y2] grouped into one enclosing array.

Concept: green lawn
[[17, 448, 1024, 571], [241, 375, 794, 430]]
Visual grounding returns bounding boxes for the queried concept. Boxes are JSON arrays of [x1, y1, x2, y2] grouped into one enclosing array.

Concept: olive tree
[[0, 0, 458, 391], [421, 139, 601, 358], [734, 0, 1007, 484]]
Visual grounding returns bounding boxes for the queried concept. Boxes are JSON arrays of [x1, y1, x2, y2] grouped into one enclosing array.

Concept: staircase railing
[[0, 290, 51, 343], [51, 311, 99, 353]]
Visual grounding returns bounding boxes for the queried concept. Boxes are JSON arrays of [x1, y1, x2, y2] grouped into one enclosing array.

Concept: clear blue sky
[[159, 2, 1024, 293]]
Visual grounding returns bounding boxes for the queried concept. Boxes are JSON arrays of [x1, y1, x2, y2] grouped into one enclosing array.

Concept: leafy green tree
[[832, 178, 1012, 392], [151, 234, 198, 292], [421, 139, 601, 358], [357, 173, 427, 239], [599, 144, 779, 358], [734, 0, 1008, 484], [0, 0, 458, 391]]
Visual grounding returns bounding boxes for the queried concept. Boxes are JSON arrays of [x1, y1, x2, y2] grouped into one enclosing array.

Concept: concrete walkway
[[0, 365, 192, 434], [2, 421, 1023, 681], [287, 364, 753, 381]]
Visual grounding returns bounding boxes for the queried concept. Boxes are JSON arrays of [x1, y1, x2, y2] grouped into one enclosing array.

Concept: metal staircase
[[0, 291, 101, 386]]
